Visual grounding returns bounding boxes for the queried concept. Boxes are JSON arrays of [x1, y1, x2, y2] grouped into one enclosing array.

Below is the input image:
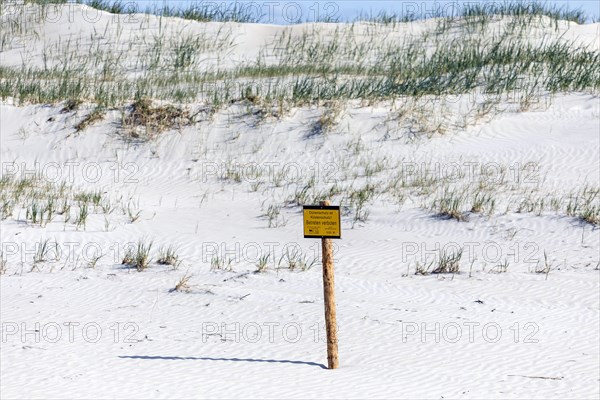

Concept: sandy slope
[[1, 4, 599, 400], [1, 94, 598, 399]]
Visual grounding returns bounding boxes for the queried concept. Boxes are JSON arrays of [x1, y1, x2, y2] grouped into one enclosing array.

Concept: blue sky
[[126, 1, 599, 23]]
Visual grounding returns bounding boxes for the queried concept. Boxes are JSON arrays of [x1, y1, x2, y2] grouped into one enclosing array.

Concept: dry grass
[[431, 249, 463, 274], [157, 245, 180, 268], [122, 240, 153, 271], [210, 256, 234, 272], [579, 205, 600, 225], [121, 98, 192, 141], [0, 253, 6, 275], [75, 106, 105, 132], [307, 103, 343, 138], [414, 248, 463, 275], [61, 99, 82, 113], [431, 188, 469, 222], [172, 272, 193, 293]]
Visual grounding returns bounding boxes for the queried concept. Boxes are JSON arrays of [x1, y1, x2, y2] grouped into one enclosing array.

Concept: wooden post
[[320, 200, 339, 369]]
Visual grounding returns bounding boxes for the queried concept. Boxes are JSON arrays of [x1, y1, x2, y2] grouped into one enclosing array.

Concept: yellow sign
[[303, 206, 341, 239]]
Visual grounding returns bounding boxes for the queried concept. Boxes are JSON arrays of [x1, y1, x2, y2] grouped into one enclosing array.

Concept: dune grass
[[0, 1, 597, 108], [18, 0, 589, 25]]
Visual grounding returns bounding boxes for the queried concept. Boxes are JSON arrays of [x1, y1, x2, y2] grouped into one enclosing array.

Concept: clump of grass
[[87, 253, 103, 269], [490, 259, 510, 274], [0, 252, 7, 275], [534, 251, 553, 280], [255, 254, 271, 273], [431, 248, 463, 274], [172, 272, 193, 293], [85, 0, 129, 14], [172, 35, 201, 70], [157, 1, 264, 23], [262, 203, 287, 228], [75, 106, 105, 132], [122, 247, 135, 265], [157, 245, 180, 267], [0, 199, 14, 220], [210, 255, 234, 272], [43, 196, 57, 223], [121, 98, 191, 141], [579, 205, 600, 225], [122, 240, 153, 271], [414, 260, 434, 276], [126, 201, 142, 223], [33, 238, 58, 265], [61, 98, 82, 113], [308, 106, 341, 138], [26, 200, 42, 225], [0, 174, 118, 230], [461, 1, 587, 24], [431, 188, 468, 221], [219, 158, 244, 183], [278, 247, 317, 271], [75, 190, 103, 208], [471, 190, 496, 215], [517, 194, 546, 215], [566, 186, 599, 225], [348, 183, 376, 227], [75, 202, 89, 230]]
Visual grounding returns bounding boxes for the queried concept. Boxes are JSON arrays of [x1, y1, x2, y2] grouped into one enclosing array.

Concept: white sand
[[1, 4, 599, 399]]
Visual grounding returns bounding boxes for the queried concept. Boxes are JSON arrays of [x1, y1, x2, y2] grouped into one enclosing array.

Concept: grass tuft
[[75, 106, 105, 132], [121, 98, 191, 141], [157, 245, 180, 267], [122, 240, 153, 271], [172, 272, 193, 292]]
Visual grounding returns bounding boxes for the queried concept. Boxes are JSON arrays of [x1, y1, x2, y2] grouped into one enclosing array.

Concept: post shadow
[[119, 355, 327, 369]]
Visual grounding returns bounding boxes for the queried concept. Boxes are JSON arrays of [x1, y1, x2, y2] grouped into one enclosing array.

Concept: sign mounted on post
[[303, 205, 341, 239], [303, 201, 340, 370]]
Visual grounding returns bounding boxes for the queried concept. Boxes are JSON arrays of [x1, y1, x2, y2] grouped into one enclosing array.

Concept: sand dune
[[1, 3, 599, 399]]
